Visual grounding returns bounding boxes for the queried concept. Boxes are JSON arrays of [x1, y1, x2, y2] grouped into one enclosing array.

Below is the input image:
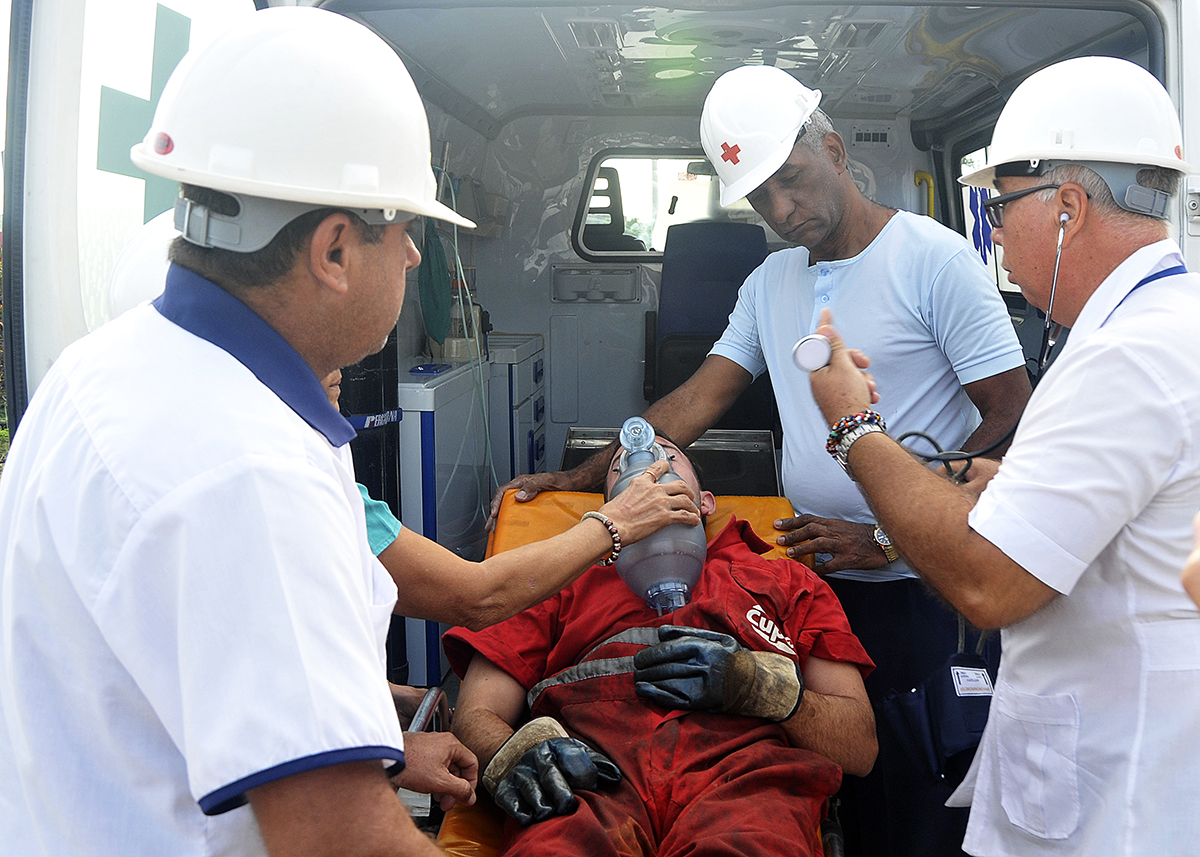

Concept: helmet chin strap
[[1036, 214, 1069, 374]]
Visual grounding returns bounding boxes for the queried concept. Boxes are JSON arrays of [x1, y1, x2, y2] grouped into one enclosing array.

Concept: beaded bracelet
[[581, 511, 622, 566], [825, 410, 887, 457]]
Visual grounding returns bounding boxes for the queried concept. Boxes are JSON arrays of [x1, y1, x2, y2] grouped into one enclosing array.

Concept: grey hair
[[799, 108, 836, 154], [1035, 164, 1174, 239]]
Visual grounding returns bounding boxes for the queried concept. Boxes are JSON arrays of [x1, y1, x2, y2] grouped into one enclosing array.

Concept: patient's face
[[606, 437, 702, 502]]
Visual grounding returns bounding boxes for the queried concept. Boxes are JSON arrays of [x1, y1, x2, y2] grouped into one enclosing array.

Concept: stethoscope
[[1033, 212, 1071, 375], [793, 214, 1188, 480]]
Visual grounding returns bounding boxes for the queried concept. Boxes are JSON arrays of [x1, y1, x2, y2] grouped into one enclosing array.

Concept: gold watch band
[[873, 525, 899, 563]]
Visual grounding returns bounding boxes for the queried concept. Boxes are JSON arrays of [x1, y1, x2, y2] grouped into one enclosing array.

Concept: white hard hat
[[700, 66, 823, 207], [960, 56, 1193, 216], [130, 6, 473, 250]]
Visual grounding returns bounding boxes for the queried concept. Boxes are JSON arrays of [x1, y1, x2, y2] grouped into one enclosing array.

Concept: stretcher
[[436, 490, 806, 856]]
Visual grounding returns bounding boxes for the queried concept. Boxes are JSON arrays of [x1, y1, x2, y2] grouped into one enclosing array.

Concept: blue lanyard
[[1103, 263, 1188, 327], [1135, 263, 1188, 289]]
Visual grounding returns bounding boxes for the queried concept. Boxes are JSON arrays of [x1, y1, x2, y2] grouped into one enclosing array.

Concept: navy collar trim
[[153, 265, 356, 447]]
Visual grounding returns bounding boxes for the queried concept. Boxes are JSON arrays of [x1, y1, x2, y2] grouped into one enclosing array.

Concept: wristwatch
[[873, 525, 899, 563], [833, 422, 886, 476]]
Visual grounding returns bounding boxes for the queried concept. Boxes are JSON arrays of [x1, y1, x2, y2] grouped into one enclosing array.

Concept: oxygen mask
[[609, 417, 708, 615]]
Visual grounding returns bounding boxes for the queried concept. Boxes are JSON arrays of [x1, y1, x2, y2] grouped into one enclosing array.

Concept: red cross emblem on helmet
[[721, 142, 741, 165]]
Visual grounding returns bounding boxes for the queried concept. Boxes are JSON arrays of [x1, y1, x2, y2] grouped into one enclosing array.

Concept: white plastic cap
[[131, 7, 473, 229], [961, 56, 1193, 191]]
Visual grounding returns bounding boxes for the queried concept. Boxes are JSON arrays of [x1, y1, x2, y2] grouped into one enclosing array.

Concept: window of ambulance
[[571, 148, 781, 262], [959, 145, 1017, 294], [2, 0, 256, 430]]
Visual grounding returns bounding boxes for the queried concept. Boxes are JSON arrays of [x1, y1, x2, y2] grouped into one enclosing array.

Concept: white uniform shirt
[[0, 266, 404, 856], [711, 211, 1024, 579], [958, 241, 1200, 855]]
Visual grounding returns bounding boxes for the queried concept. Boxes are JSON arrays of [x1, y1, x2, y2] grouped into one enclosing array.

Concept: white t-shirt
[[0, 267, 404, 856], [956, 241, 1200, 855], [711, 211, 1024, 579]]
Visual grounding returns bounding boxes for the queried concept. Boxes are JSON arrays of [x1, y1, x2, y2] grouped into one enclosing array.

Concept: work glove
[[633, 625, 804, 722], [482, 717, 621, 826]]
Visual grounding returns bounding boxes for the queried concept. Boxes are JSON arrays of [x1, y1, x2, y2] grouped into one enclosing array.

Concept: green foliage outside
[[625, 216, 654, 251]]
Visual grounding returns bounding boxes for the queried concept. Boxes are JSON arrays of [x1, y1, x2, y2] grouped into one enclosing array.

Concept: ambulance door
[[1178, 0, 1200, 268], [2, 0, 256, 432]]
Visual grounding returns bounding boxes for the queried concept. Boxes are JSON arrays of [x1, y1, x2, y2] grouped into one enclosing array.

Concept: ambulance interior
[[318, 0, 1167, 573], [0, 0, 1191, 839]]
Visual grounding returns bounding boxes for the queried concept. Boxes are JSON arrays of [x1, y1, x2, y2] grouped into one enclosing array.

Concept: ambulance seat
[[644, 221, 778, 439], [437, 490, 807, 856], [583, 166, 647, 252]]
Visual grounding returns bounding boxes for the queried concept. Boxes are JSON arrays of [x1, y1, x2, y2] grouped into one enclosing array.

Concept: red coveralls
[[444, 518, 874, 857]]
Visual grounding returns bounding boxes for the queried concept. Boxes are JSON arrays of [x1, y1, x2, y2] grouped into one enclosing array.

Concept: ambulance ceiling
[[319, 1, 1153, 140]]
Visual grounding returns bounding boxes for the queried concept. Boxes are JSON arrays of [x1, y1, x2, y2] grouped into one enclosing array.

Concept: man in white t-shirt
[[494, 65, 1031, 857], [809, 56, 1200, 856]]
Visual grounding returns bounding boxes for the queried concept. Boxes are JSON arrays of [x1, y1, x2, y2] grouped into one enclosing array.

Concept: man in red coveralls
[[445, 436, 876, 857]]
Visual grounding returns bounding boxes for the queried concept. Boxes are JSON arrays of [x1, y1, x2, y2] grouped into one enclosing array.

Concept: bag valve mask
[[608, 417, 708, 615]]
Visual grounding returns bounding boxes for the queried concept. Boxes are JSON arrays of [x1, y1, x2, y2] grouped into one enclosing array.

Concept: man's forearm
[[250, 762, 444, 857], [806, 314, 1050, 627], [500, 355, 750, 503], [451, 707, 515, 772], [563, 364, 740, 492], [961, 366, 1031, 459], [847, 431, 1055, 628], [781, 689, 877, 776], [566, 439, 621, 493], [640, 355, 751, 450], [452, 656, 527, 771]]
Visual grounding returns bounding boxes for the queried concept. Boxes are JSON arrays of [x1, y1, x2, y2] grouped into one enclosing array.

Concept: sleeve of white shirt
[[923, 247, 1025, 386], [969, 337, 1186, 594], [93, 456, 405, 815]]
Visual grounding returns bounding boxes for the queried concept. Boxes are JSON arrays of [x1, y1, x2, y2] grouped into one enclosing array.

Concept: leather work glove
[[633, 625, 804, 722], [482, 717, 621, 826]]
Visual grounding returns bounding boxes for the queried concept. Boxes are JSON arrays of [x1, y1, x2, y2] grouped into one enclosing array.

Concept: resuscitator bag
[[610, 417, 707, 615], [880, 621, 994, 788]]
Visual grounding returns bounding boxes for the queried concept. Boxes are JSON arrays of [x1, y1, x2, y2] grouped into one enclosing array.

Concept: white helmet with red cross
[[700, 65, 823, 207]]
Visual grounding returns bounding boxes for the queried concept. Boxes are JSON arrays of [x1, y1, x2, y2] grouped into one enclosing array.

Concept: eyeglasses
[[980, 184, 1061, 229]]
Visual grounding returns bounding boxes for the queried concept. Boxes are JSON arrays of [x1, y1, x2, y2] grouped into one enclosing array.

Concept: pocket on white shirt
[[995, 682, 1080, 840], [369, 556, 400, 653]]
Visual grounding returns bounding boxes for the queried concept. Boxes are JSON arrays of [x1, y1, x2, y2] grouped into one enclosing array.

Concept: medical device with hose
[[608, 416, 708, 614], [797, 56, 1193, 479]]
